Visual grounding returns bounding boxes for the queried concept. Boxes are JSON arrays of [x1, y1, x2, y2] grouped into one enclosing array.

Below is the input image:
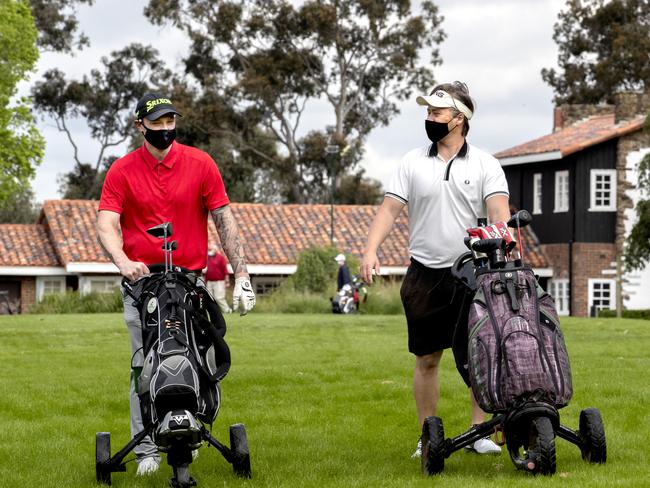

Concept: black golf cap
[[135, 93, 182, 121]]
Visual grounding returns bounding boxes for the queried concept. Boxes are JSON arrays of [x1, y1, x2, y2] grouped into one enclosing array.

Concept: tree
[[0, 0, 45, 207], [625, 124, 650, 272], [541, 0, 650, 104], [28, 0, 94, 53], [31, 44, 171, 199], [145, 0, 445, 203], [542, 0, 650, 315], [0, 186, 40, 223]]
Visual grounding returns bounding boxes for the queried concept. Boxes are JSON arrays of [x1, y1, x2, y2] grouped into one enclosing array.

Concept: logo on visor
[[435, 91, 445, 97]]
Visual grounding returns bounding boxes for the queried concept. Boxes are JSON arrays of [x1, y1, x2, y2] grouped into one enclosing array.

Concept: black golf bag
[[123, 268, 231, 450]]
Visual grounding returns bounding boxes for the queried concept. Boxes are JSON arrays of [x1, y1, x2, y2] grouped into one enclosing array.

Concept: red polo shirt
[[99, 141, 229, 270]]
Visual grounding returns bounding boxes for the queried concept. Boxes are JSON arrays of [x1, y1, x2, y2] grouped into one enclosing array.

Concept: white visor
[[416, 90, 473, 120]]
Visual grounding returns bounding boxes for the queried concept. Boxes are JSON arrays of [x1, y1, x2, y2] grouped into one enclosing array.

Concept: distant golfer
[[335, 253, 352, 291], [97, 93, 256, 476], [204, 246, 232, 314], [361, 81, 511, 457]]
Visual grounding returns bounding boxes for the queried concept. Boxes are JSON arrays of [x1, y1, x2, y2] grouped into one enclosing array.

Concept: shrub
[[359, 279, 404, 315], [597, 309, 650, 320], [254, 289, 331, 314], [29, 289, 123, 314], [290, 246, 339, 293], [253, 275, 403, 315]]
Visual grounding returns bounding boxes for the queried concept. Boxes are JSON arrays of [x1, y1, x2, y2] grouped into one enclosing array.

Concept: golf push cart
[[96, 222, 251, 487], [420, 210, 606, 476]]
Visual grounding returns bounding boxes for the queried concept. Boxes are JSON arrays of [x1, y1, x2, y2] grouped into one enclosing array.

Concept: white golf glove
[[232, 277, 256, 316]]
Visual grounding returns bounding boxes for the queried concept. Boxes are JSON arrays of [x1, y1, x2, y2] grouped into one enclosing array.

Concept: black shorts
[[400, 258, 472, 361]]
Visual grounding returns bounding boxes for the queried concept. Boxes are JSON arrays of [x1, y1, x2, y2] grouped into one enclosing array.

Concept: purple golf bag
[[467, 266, 573, 414]]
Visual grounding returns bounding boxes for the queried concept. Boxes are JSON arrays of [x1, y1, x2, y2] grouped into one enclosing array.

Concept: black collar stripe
[[428, 140, 468, 159]]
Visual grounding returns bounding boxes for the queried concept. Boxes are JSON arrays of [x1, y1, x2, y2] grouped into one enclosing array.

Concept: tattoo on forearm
[[211, 206, 248, 275]]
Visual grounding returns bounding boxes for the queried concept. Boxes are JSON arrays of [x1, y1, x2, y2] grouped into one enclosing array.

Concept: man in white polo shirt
[[361, 81, 511, 457]]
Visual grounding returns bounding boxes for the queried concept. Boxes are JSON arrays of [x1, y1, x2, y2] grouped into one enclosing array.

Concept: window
[[533, 173, 542, 214], [89, 278, 120, 293], [252, 276, 284, 295], [36, 276, 66, 302], [588, 279, 616, 315], [554, 170, 569, 212], [589, 169, 617, 211], [79, 276, 121, 295], [548, 279, 569, 316]]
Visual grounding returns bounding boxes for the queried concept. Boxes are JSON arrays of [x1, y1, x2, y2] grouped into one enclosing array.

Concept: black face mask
[[143, 126, 176, 150], [425, 119, 453, 144]]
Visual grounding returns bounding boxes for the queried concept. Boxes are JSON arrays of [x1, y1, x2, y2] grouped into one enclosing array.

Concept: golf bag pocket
[[151, 355, 201, 420], [501, 316, 553, 405], [538, 291, 573, 406]]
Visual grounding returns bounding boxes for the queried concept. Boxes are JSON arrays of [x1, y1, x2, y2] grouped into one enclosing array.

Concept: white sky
[[18, 0, 567, 203]]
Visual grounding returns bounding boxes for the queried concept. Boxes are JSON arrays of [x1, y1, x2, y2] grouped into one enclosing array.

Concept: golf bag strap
[[175, 300, 231, 382], [500, 271, 520, 312]]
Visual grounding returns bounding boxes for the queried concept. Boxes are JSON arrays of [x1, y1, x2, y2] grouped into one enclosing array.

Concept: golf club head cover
[[466, 221, 516, 252]]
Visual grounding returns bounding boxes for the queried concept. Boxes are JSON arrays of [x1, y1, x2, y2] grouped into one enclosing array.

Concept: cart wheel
[[421, 416, 445, 475], [95, 432, 112, 485], [579, 408, 606, 463], [171, 464, 195, 488], [230, 424, 251, 478], [527, 416, 556, 475]]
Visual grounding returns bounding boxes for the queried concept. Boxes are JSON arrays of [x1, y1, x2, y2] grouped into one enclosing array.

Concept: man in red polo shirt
[[204, 246, 232, 314], [97, 93, 256, 476]]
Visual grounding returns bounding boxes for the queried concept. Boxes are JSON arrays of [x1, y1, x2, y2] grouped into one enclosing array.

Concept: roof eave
[[498, 151, 563, 167]]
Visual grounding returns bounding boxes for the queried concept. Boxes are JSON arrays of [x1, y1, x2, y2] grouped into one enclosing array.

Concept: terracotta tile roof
[[208, 204, 411, 267], [0, 224, 61, 267], [33, 199, 547, 270], [39, 199, 109, 265], [514, 225, 548, 269], [495, 114, 645, 160]]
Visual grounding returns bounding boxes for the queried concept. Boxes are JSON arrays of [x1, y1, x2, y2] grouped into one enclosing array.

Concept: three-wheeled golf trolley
[[420, 210, 606, 476], [95, 222, 251, 487]]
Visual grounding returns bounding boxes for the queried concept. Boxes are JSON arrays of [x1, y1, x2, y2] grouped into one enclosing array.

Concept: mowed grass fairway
[[0, 313, 648, 488]]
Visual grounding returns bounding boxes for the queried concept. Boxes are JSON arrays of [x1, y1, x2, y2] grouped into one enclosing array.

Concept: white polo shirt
[[386, 141, 509, 268]]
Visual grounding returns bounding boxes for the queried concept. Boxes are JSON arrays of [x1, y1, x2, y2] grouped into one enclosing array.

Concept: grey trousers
[[122, 289, 160, 462]]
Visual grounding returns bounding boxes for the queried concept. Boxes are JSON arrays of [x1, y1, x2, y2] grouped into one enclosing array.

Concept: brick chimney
[[614, 91, 650, 123], [553, 104, 614, 132]]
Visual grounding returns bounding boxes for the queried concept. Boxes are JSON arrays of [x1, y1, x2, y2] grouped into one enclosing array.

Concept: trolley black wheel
[[171, 464, 196, 488], [230, 423, 251, 478], [579, 408, 606, 463], [527, 416, 556, 475], [421, 416, 445, 475], [95, 432, 112, 485]]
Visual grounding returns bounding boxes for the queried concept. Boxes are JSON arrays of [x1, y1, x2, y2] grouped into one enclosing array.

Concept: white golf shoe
[[465, 436, 502, 455], [136, 456, 160, 476], [411, 438, 423, 458]]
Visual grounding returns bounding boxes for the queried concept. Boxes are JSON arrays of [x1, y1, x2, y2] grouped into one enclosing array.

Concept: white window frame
[[79, 276, 122, 295], [589, 169, 617, 211], [36, 276, 66, 302], [588, 279, 616, 315], [554, 170, 569, 213], [533, 173, 542, 214], [548, 278, 570, 316]]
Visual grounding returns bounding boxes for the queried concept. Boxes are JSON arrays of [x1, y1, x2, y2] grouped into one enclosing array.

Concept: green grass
[[0, 314, 648, 487]]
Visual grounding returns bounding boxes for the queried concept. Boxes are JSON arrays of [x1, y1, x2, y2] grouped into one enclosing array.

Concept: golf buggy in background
[[95, 222, 251, 487], [331, 275, 368, 314], [420, 210, 606, 476]]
